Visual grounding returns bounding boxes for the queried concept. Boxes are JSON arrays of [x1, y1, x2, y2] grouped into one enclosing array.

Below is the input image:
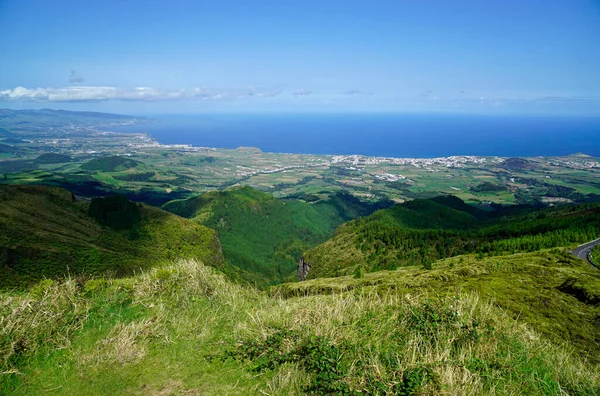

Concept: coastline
[[109, 113, 600, 158]]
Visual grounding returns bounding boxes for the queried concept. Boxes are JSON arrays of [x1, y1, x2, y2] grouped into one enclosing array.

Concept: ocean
[[111, 113, 600, 158]]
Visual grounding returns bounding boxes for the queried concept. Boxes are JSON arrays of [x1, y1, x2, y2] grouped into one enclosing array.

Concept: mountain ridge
[[0, 184, 224, 288]]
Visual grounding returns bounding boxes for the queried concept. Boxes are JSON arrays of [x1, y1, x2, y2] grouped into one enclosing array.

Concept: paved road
[[571, 237, 600, 268]]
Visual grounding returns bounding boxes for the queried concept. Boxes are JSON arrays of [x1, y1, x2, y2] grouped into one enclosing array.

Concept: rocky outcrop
[[297, 257, 310, 281]]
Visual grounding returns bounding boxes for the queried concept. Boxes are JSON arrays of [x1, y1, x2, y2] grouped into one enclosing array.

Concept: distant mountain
[[0, 184, 224, 288], [40, 109, 137, 119], [0, 108, 147, 133], [163, 186, 392, 286], [0, 108, 141, 120]]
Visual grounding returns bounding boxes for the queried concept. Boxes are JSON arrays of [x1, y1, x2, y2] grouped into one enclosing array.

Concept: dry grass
[[241, 283, 600, 394], [83, 318, 163, 365], [2, 259, 600, 395], [0, 279, 90, 370]]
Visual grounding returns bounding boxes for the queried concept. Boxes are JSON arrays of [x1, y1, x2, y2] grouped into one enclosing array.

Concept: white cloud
[[0, 85, 282, 102]]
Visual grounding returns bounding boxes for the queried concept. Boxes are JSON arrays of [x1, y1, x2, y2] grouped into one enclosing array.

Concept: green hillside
[[2, 256, 599, 394], [33, 153, 72, 164], [163, 186, 390, 286], [81, 155, 143, 172], [0, 185, 224, 288], [1, 186, 600, 394], [303, 196, 600, 279], [275, 249, 600, 363]]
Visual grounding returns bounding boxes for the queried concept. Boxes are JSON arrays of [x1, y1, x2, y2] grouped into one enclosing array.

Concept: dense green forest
[[592, 244, 600, 265], [163, 186, 392, 286], [0, 185, 224, 288], [304, 195, 600, 278]]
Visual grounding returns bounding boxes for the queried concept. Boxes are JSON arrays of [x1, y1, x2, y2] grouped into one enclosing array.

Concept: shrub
[[353, 266, 364, 279], [29, 279, 55, 298], [83, 279, 109, 296], [88, 195, 141, 230]]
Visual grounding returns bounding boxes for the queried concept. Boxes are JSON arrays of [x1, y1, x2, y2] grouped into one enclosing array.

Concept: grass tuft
[[2, 258, 599, 394]]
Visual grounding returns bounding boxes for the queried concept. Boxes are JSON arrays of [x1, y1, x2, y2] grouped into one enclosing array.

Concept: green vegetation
[[515, 177, 586, 204], [499, 157, 534, 170], [304, 196, 600, 278], [112, 171, 156, 182], [1, 109, 600, 394], [81, 156, 143, 172], [0, 143, 21, 154], [88, 195, 142, 230], [0, 185, 223, 289], [33, 153, 72, 164], [3, 109, 600, 208], [182, 155, 217, 166], [2, 256, 599, 394], [276, 249, 600, 363], [472, 180, 507, 193], [0, 160, 36, 173], [591, 245, 600, 266], [163, 186, 391, 286]]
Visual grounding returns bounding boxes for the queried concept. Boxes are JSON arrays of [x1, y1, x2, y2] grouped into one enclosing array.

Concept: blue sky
[[1, 0, 599, 115]]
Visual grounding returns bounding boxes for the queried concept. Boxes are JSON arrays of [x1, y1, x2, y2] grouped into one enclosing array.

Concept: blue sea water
[[112, 113, 600, 158]]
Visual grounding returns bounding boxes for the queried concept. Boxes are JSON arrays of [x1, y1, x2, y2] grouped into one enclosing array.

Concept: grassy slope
[[0, 185, 223, 288], [304, 197, 600, 279], [275, 249, 600, 364], [163, 186, 386, 286], [81, 156, 143, 172], [33, 153, 72, 164], [1, 257, 599, 395], [302, 197, 484, 279]]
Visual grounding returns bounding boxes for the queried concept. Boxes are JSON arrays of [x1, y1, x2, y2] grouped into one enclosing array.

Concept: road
[[571, 237, 600, 268]]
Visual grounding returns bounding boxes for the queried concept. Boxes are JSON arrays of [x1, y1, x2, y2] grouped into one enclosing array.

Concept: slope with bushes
[[1, 256, 599, 394], [275, 248, 600, 362], [303, 196, 600, 279], [163, 186, 390, 286], [0, 185, 223, 288]]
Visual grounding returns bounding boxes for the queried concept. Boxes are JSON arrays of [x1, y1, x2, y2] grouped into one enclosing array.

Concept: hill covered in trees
[[163, 186, 392, 286], [1, 183, 599, 394], [303, 195, 600, 279], [0, 185, 224, 288], [81, 155, 143, 172]]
